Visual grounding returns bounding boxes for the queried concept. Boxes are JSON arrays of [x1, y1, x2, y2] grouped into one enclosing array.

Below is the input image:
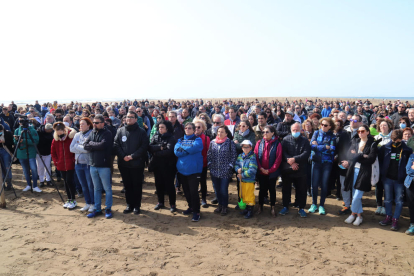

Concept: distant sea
[[9, 96, 414, 106]]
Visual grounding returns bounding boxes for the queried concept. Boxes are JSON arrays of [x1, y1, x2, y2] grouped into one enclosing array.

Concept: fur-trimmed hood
[[53, 127, 77, 141]]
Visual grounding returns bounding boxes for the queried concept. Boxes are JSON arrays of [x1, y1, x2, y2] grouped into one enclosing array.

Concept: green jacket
[[233, 130, 257, 153], [14, 126, 39, 159], [407, 137, 414, 151], [182, 116, 193, 126]]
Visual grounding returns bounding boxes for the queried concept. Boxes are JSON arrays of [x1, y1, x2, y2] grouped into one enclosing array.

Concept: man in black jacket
[[113, 111, 149, 215], [275, 111, 295, 140], [168, 111, 184, 141], [84, 114, 114, 219], [280, 122, 311, 217], [36, 124, 54, 187]]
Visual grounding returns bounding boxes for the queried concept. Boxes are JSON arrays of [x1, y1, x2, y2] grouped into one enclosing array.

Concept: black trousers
[[282, 174, 307, 209], [376, 180, 384, 206], [154, 167, 176, 206], [119, 166, 144, 209], [179, 173, 201, 213], [258, 174, 277, 206], [199, 167, 208, 200], [406, 183, 414, 224], [61, 170, 76, 200]]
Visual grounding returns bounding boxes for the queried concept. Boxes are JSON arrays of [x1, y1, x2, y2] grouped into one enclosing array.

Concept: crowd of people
[[1, 98, 414, 235]]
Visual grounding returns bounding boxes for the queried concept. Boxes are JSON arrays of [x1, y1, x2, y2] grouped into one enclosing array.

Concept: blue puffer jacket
[[174, 134, 203, 176], [310, 130, 336, 163], [207, 138, 237, 179], [234, 151, 258, 183], [405, 154, 414, 188]]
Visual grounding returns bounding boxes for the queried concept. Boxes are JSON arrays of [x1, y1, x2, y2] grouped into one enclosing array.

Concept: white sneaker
[[375, 206, 382, 215], [63, 200, 71, 208], [88, 205, 96, 213], [33, 187, 42, 193], [22, 186, 31, 192], [67, 201, 77, 209], [80, 204, 91, 212], [345, 214, 356, 224], [380, 206, 386, 216], [353, 216, 363, 226]]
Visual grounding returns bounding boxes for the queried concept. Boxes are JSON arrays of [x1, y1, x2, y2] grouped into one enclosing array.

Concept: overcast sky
[[1, 0, 413, 102]]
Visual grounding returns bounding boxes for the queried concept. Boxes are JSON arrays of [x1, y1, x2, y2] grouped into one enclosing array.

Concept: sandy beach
[[1, 162, 414, 275]]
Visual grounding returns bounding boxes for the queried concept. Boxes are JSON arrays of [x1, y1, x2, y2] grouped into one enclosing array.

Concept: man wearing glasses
[[84, 114, 114, 219], [114, 111, 149, 215], [391, 104, 408, 129]]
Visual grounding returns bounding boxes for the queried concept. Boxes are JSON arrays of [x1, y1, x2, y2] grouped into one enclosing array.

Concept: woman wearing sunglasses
[[193, 119, 210, 208], [378, 129, 412, 231], [207, 125, 237, 216], [342, 125, 378, 226], [174, 122, 203, 222], [308, 117, 336, 215], [254, 125, 282, 217], [373, 118, 394, 215]]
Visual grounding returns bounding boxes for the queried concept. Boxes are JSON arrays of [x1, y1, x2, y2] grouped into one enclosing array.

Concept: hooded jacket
[[174, 134, 203, 176], [51, 127, 77, 171], [69, 129, 92, 164], [378, 141, 412, 183], [234, 150, 258, 183]]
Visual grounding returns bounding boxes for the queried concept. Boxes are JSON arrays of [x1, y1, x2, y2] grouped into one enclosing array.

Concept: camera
[[16, 115, 30, 128]]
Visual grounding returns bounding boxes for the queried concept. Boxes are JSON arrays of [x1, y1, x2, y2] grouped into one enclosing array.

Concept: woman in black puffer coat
[[148, 120, 177, 212]]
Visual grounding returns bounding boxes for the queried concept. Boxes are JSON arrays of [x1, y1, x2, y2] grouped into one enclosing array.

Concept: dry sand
[[1, 163, 414, 276]]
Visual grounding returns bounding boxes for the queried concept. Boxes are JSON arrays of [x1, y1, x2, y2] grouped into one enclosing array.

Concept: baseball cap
[[241, 140, 252, 146]]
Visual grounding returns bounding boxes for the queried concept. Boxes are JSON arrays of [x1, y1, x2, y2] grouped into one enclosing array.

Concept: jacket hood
[[53, 127, 77, 141]]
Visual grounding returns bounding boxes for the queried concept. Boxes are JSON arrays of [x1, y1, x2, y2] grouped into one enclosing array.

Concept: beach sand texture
[[1, 163, 414, 275]]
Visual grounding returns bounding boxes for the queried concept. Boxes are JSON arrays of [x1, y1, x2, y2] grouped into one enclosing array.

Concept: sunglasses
[[321, 124, 329, 127], [200, 117, 206, 120], [357, 130, 366, 134], [93, 121, 102, 124], [213, 122, 221, 125], [263, 131, 271, 134], [195, 126, 201, 129], [157, 117, 162, 119], [350, 119, 359, 123], [184, 127, 193, 130]]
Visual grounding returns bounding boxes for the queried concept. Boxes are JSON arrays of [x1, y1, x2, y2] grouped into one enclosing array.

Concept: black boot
[[244, 206, 253, 219]]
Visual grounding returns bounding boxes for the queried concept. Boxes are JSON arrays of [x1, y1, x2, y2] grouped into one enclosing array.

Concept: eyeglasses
[[398, 106, 405, 108], [184, 127, 193, 130], [357, 130, 366, 134], [157, 117, 162, 119], [200, 117, 206, 120], [195, 126, 201, 129], [213, 122, 221, 125], [321, 124, 329, 127], [126, 116, 135, 119], [137, 110, 142, 113], [242, 146, 251, 149]]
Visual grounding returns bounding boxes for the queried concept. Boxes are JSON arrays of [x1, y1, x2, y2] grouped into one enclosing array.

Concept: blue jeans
[[211, 176, 230, 207], [383, 177, 404, 219], [351, 167, 365, 213], [0, 148, 12, 181], [311, 162, 332, 207], [20, 158, 38, 188], [90, 166, 112, 211], [75, 164, 94, 205]]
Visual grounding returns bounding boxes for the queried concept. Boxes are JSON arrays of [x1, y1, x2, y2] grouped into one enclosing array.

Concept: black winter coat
[[281, 134, 311, 177], [172, 121, 184, 141], [148, 132, 177, 172], [113, 123, 149, 168], [37, 125, 54, 156], [275, 120, 295, 140], [335, 130, 352, 176], [84, 127, 114, 168], [344, 136, 378, 192]]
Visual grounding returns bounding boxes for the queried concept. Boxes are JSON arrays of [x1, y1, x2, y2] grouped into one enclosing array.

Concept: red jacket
[[197, 133, 210, 168], [254, 136, 282, 176], [51, 127, 77, 171]]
